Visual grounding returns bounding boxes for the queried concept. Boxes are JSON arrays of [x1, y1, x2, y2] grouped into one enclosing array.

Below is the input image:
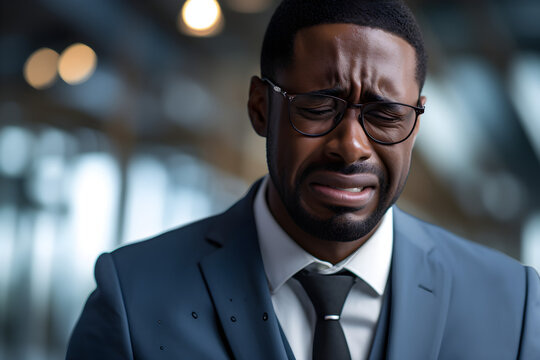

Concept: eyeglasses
[[263, 78, 425, 145]]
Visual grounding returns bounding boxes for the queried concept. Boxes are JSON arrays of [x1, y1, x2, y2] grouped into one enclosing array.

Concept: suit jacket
[[67, 180, 540, 359]]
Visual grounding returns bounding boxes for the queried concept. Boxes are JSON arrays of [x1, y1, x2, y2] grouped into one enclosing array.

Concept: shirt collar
[[254, 175, 393, 296]]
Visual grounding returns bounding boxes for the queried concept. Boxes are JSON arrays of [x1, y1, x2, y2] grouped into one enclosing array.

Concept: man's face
[[264, 24, 423, 242]]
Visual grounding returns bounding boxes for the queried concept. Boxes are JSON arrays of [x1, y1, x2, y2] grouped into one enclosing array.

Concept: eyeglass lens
[[289, 94, 417, 143]]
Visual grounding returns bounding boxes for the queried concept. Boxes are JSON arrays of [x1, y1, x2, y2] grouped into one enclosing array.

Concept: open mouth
[[309, 183, 375, 207], [304, 170, 379, 209], [330, 186, 365, 193]]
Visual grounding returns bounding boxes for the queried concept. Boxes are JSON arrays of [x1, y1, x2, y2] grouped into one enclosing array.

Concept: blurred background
[[1, 0, 539, 358]]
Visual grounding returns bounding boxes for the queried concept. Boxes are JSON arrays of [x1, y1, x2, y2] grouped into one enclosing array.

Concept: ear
[[417, 95, 427, 128], [248, 76, 269, 137]]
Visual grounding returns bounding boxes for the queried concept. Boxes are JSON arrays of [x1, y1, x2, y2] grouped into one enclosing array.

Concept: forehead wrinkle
[[358, 51, 414, 103], [326, 29, 391, 102], [327, 44, 367, 100], [317, 55, 398, 103], [284, 24, 418, 102], [341, 26, 417, 102]]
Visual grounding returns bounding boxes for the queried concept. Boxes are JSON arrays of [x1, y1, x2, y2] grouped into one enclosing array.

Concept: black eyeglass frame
[[262, 77, 425, 145]]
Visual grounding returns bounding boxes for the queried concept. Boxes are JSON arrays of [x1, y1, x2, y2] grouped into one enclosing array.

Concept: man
[[67, 0, 540, 359]]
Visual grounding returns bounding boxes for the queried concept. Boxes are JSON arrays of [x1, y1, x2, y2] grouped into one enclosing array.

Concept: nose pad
[[325, 109, 373, 164]]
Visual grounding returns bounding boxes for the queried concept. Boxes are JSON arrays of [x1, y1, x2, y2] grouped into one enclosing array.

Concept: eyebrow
[[305, 87, 393, 103], [361, 90, 392, 103], [307, 87, 347, 97]]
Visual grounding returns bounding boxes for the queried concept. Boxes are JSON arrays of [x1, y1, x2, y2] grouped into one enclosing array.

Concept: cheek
[[268, 113, 297, 182], [272, 126, 325, 187], [278, 134, 318, 184], [384, 146, 414, 188], [393, 148, 411, 188]]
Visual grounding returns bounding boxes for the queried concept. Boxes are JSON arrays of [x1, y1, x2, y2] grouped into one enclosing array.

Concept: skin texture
[[248, 24, 426, 264]]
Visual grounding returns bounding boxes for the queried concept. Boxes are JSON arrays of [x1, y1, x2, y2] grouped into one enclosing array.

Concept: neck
[[266, 179, 380, 265]]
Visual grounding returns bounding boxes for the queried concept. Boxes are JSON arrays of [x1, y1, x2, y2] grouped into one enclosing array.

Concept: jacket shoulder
[[109, 179, 261, 268], [393, 209, 540, 356], [395, 207, 523, 272], [108, 214, 223, 274]]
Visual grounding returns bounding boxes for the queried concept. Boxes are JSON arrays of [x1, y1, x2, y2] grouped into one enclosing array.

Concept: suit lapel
[[199, 181, 290, 360], [199, 188, 451, 359], [386, 207, 452, 359]]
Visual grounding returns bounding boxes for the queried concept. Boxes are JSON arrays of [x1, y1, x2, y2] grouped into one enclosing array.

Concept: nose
[[323, 109, 373, 164]]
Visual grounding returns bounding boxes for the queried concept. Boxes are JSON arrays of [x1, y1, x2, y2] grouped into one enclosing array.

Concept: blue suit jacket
[[67, 181, 540, 359]]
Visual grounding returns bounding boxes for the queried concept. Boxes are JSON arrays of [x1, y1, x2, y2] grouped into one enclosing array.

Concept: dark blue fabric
[[278, 320, 296, 360], [67, 180, 540, 359], [368, 272, 392, 360]]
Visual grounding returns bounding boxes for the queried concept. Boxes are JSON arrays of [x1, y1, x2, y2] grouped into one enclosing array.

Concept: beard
[[267, 137, 405, 242]]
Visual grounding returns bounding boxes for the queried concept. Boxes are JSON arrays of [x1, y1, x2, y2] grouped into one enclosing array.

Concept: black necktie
[[295, 270, 356, 360]]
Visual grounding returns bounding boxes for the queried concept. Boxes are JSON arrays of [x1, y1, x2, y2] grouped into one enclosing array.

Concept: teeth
[[334, 187, 364, 193]]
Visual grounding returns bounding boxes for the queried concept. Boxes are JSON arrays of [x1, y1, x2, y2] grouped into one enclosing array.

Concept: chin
[[290, 202, 387, 242]]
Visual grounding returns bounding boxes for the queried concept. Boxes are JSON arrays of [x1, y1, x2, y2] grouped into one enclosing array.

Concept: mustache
[[299, 161, 385, 184], [323, 162, 379, 175]]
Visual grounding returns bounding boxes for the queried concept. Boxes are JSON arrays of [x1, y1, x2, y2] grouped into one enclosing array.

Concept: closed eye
[[367, 111, 402, 121], [365, 105, 409, 122], [299, 107, 334, 115], [296, 107, 337, 121]]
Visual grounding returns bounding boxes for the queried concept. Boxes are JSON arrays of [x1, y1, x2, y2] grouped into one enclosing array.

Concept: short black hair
[[261, 0, 427, 91]]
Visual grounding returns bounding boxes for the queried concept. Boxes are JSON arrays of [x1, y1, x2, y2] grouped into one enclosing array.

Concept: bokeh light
[[179, 0, 224, 37], [58, 43, 97, 85], [23, 48, 59, 89], [0, 126, 33, 177]]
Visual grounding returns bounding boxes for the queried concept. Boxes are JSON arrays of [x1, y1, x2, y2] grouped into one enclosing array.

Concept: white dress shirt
[[253, 176, 393, 360]]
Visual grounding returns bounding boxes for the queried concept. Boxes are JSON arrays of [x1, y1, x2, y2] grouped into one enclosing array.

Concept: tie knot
[[294, 270, 356, 319]]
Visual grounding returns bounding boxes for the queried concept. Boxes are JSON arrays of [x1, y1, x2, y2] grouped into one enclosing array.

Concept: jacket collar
[[385, 207, 452, 359]]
